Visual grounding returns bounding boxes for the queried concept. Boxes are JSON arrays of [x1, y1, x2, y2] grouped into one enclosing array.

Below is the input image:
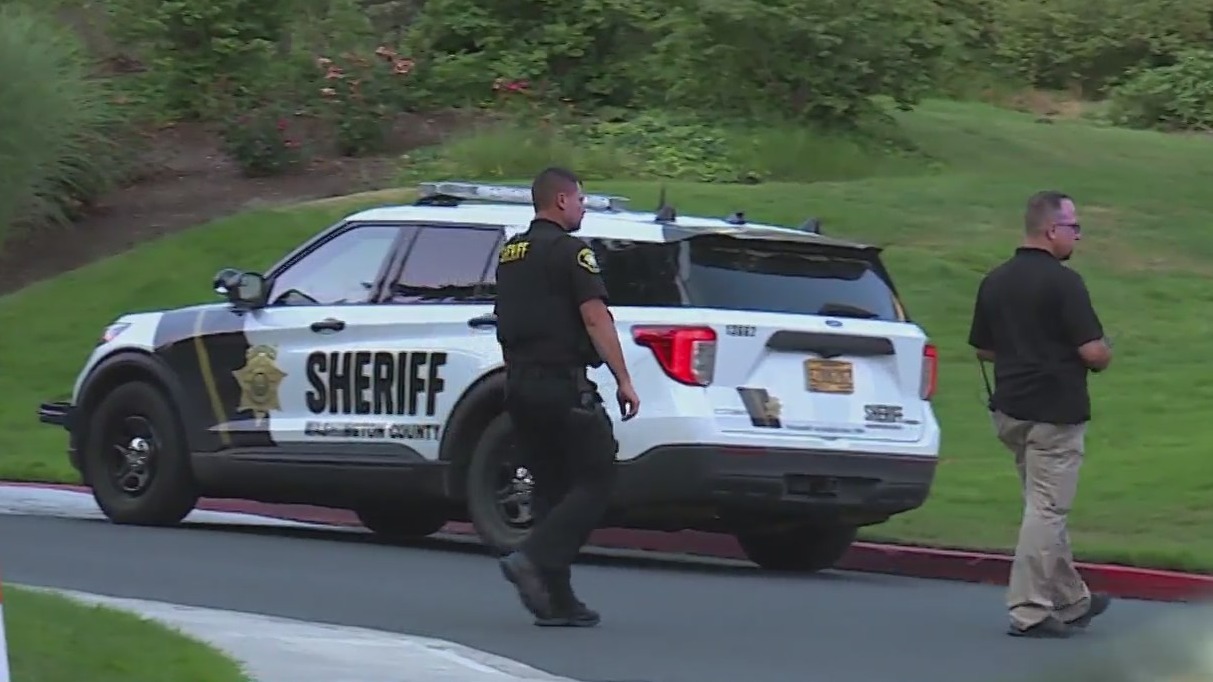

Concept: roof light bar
[[416, 181, 630, 212]]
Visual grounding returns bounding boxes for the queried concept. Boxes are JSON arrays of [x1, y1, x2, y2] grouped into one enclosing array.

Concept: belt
[[506, 363, 591, 386]]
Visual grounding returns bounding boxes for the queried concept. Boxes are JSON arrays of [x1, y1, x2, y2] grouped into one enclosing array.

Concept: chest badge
[[232, 344, 287, 425]]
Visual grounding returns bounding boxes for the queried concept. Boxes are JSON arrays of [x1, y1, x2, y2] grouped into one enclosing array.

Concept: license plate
[[805, 359, 853, 394]]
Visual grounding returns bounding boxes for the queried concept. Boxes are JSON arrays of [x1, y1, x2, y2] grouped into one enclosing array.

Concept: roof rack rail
[[800, 218, 822, 234], [414, 181, 631, 212]]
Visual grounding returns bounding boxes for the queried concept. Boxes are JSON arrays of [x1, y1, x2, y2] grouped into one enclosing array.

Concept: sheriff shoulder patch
[[576, 247, 601, 274]]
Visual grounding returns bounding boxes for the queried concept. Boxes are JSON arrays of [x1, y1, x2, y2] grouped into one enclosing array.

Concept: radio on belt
[[415, 180, 631, 212]]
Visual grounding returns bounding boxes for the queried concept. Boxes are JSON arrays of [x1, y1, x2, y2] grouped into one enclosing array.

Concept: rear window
[[587, 236, 905, 322]]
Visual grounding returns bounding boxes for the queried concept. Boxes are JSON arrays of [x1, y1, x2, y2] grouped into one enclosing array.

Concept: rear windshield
[[587, 237, 905, 322]]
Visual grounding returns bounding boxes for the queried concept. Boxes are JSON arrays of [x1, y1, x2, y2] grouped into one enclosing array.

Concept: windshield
[[591, 237, 905, 322]]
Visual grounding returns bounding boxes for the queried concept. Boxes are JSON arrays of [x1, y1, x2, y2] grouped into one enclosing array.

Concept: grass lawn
[[2, 98, 1213, 571], [4, 584, 250, 681]]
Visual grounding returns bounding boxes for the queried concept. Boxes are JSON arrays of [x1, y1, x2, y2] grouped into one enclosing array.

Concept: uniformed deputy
[[493, 166, 640, 628], [968, 190, 1113, 639]]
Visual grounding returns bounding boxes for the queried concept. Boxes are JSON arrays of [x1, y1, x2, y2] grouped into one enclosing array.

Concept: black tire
[[735, 523, 859, 573], [465, 413, 534, 554], [355, 506, 448, 541], [81, 380, 198, 526]]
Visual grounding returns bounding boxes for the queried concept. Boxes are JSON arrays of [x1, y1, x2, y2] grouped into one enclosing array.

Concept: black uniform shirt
[[968, 246, 1104, 425], [493, 219, 609, 368]]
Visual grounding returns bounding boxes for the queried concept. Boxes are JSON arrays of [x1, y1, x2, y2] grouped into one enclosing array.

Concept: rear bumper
[[614, 444, 936, 524]]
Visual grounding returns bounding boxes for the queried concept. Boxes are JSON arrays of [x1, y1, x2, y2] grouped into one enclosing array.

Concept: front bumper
[[39, 400, 80, 471], [39, 400, 75, 430], [614, 443, 937, 522]]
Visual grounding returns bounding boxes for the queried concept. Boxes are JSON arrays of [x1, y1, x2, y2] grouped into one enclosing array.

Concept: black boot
[[534, 568, 600, 628], [499, 551, 554, 620]]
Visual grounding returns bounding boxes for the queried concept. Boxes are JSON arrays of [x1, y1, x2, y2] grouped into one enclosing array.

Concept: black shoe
[[1063, 593, 1111, 628], [532, 568, 600, 627], [1007, 616, 1076, 639], [535, 602, 601, 628], [499, 552, 553, 619]]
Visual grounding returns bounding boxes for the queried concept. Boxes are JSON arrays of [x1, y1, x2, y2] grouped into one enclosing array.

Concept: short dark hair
[[1024, 190, 1072, 233], [531, 166, 581, 210]]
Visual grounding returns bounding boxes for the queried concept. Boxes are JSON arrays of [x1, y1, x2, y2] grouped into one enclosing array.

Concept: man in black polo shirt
[[492, 167, 641, 628], [968, 190, 1114, 639]]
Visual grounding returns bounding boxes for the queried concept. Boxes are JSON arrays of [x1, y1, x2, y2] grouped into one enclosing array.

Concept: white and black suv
[[38, 181, 941, 572]]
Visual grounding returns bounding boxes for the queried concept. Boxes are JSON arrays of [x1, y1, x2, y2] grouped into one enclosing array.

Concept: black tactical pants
[[505, 364, 618, 577]]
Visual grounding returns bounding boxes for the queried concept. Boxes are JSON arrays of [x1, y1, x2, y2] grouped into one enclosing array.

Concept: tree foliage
[[990, 0, 1213, 97], [4, 0, 1213, 246], [651, 0, 954, 125], [103, 0, 294, 119], [1108, 50, 1213, 132]]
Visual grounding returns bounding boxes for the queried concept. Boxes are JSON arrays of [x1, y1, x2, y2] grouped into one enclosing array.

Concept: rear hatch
[[701, 311, 933, 443], [609, 233, 937, 444]]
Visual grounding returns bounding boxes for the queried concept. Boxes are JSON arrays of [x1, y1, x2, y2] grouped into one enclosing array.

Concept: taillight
[[632, 325, 717, 386], [920, 342, 938, 400]]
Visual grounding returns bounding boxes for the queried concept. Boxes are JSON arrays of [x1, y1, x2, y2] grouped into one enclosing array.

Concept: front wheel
[[81, 380, 198, 526], [465, 413, 535, 554], [735, 523, 858, 572]]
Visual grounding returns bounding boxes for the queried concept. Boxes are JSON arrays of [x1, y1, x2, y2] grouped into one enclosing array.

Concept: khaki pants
[[991, 410, 1091, 629]]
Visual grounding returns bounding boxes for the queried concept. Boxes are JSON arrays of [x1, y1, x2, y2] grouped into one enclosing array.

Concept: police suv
[[38, 181, 941, 572]]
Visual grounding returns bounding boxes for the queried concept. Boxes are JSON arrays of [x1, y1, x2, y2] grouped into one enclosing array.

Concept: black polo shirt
[[968, 246, 1104, 425], [493, 219, 609, 368]]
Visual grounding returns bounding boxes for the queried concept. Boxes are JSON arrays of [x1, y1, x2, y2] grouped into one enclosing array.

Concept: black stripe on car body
[[152, 304, 276, 452]]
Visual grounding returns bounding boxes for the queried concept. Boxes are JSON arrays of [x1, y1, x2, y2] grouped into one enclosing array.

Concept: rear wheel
[[355, 506, 448, 541], [82, 380, 198, 526], [465, 413, 535, 554], [735, 523, 858, 572]]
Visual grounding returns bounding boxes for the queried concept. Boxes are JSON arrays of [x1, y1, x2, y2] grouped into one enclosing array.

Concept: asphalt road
[[0, 513, 1194, 682]]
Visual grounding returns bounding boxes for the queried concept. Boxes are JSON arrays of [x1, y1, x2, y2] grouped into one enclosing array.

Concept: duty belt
[[507, 363, 592, 388]]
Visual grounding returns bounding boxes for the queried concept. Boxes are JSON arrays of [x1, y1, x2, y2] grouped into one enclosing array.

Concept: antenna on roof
[[800, 218, 823, 234], [653, 185, 676, 223], [724, 211, 746, 225]]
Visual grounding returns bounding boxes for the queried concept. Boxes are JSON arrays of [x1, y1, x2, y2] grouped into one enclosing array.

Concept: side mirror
[[212, 268, 267, 309]]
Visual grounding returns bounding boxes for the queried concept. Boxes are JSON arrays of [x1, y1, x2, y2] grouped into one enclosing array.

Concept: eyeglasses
[[1055, 222, 1081, 235]]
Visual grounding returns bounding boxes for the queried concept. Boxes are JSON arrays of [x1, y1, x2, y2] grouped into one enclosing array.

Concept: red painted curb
[[9, 480, 1213, 603]]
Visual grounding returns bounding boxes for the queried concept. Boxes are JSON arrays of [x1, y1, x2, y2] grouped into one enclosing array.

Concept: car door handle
[[467, 314, 497, 328], [310, 318, 346, 333]]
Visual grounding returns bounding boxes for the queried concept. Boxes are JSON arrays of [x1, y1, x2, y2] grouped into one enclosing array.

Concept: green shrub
[[0, 4, 129, 244], [651, 0, 955, 126], [990, 0, 1212, 97], [283, 0, 379, 56], [396, 110, 934, 186], [1107, 50, 1213, 132], [103, 0, 293, 120], [405, 0, 665, 109], [314, 46, 417, 157], [218, 105, 308, 177], [405, 0, 953, 128]]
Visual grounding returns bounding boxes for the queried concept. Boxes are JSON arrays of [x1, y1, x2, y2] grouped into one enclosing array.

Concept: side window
[[268, 224, 405, 306], [391, 225, 502, 303], [591, 239, 685, 306]]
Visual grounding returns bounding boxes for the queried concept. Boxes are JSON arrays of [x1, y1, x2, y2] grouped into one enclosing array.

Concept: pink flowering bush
[[315, 46, 416, 156]]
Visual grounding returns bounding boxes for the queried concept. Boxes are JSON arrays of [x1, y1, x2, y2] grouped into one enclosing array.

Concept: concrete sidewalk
[[27, 586, 576, 682]]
